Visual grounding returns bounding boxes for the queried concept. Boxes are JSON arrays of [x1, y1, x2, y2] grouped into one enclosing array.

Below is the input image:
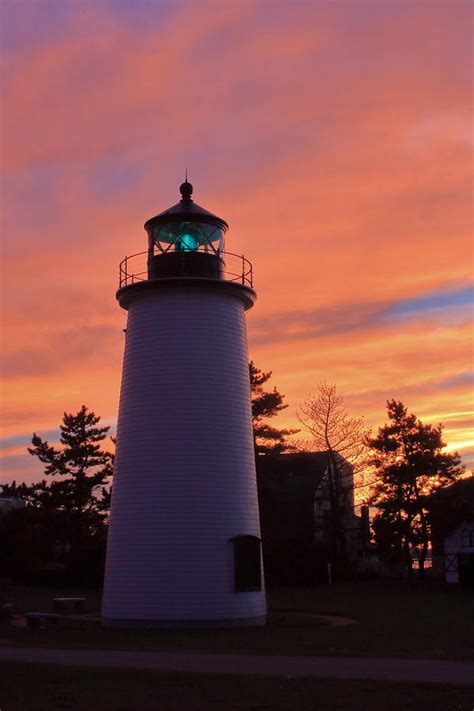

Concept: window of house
[[461, 529, 473, 547], [229, 535, 262, 592]]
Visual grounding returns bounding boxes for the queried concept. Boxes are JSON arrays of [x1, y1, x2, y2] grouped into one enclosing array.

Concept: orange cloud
[[1, 1, 472, 483]]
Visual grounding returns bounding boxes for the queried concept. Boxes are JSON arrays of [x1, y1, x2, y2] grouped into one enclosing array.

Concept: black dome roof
[[144, 181, 228, 233]]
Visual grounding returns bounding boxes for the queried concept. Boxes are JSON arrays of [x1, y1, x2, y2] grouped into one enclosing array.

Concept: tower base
[[102, 615, 267, 629]]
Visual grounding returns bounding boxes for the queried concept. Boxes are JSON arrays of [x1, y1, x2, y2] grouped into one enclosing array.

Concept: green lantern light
[[175, 231, 200, 252]]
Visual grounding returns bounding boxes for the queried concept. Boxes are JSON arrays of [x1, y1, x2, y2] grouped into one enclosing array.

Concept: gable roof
[[426, 476, 474, 545], [256, 451, 329, 499]]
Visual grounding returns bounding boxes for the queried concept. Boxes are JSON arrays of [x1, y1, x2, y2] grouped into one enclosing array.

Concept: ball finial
[[180, 180, 193, 201]]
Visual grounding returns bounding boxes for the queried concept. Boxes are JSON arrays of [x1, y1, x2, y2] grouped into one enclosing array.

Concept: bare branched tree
[[297, 382, 371, 564]]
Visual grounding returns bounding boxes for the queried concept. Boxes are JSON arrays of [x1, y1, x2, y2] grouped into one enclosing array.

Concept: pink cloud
[[1, 1, 472, 481]]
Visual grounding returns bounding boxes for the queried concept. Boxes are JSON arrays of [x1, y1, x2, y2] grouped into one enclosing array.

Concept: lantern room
[[144, 180, 228, 279]]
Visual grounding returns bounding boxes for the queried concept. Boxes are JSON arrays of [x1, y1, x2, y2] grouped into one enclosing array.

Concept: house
[[427, 476, 474, 587], [0, 497, 25, 513], [443, 522, 474, 586], [256, 451, 360, 583]]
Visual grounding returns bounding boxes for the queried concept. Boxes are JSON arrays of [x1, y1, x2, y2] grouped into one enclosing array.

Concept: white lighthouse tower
[[102, 180, 266, 627]]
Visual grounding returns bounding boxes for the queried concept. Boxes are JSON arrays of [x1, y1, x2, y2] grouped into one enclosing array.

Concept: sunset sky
[[1, 0, 472, 486]]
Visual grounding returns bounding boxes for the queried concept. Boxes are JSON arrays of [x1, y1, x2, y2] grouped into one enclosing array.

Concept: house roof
[[426, 476, 474, 546], [256, 452, 330, 499]]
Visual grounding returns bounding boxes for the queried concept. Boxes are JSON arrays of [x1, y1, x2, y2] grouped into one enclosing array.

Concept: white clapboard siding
[[102, 284, 266, 626]]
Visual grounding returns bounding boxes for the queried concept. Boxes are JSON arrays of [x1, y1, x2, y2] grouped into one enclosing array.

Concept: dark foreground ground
[[1, 581, 473, 710], [1, 661, 473, 711], [2, 580, 473, 660]]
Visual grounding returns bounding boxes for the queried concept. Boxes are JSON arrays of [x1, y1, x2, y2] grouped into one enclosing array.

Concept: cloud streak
[[249, 283, 473, 345]]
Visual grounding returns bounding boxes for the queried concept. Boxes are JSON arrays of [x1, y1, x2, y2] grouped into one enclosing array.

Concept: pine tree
[[27, 406, 114, 572], [250, 361, 298, 456], [369, 400, 464, 577]]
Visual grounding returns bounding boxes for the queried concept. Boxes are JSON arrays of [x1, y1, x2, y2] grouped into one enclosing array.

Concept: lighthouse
[[102, 180, 267, 627]]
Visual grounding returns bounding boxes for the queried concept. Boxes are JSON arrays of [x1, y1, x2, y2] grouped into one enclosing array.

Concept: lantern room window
[[153, 221, 224, 254], [229, 535, 262, 592]]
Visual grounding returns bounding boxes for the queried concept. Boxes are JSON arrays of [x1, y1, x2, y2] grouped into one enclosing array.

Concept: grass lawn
[[1, 662, 473, 711], [1, 580, 473, 660]]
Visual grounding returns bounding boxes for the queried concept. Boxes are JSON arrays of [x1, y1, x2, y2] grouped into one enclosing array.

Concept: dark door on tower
[[230, 535, 262, 592]]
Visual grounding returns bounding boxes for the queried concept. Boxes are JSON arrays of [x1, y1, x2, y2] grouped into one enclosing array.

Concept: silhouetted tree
[[250, 361, 298, 455], [297, 382, 370, 567], [0, 481, 31, 499], [26, 406, 114, 578], [368, 400, 464, 578]]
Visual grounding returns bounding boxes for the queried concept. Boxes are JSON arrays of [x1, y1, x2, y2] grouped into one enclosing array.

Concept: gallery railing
[[119, 250, 253, 289]]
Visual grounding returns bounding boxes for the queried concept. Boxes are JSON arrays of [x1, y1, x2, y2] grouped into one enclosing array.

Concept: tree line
[[0, 363, 465, 583]]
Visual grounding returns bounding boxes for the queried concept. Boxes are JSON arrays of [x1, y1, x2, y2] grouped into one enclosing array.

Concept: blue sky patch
[[388, 284, 473, 320]]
